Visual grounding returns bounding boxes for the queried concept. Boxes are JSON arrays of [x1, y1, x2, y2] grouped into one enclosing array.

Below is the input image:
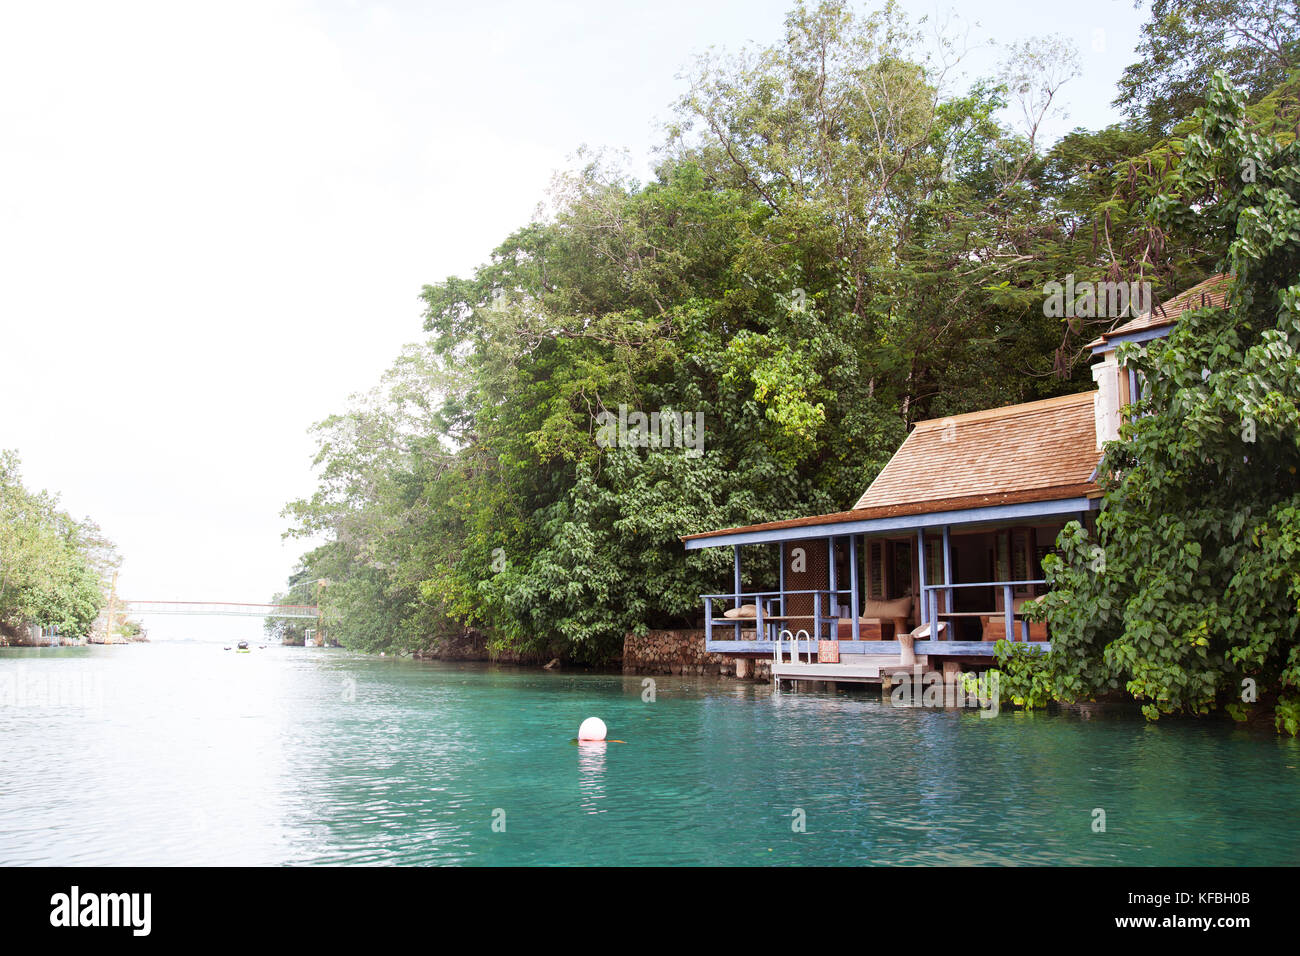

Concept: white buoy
[[578, 716, 607, 741]]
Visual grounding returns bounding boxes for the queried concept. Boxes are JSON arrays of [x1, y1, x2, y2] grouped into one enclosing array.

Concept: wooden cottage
[[681, 275, 1231, 683]]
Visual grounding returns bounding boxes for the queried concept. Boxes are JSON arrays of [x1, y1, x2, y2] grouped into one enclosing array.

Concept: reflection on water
[[576, 741, 607, 814], [1, 643, 1299, 866]]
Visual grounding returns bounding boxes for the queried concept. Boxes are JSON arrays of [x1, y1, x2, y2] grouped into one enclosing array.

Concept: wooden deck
[[708, 638, 1051, 656], [771, 657, 911, 684]]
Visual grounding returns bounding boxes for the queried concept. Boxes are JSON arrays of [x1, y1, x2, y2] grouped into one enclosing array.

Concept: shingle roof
[[852, 391, 1100, 511], [1086, 273, 1233, 350], [681, 391, 1100, 542]]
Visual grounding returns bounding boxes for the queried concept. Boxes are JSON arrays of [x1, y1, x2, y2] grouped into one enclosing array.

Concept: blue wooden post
[[705, 596, 712, 644], [917, 528, 928, 627], [778, 541, 786, 620], [1003, 584, 1014, 642], [942, 525, 953, 617], [828, 536, 838, 636], [733, 545, 742, 641], [813, 591, 822, 643], [849, 533, 860, 641]]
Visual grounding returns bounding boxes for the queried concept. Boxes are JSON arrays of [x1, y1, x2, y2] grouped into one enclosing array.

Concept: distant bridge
[[123, 601, 320, 620]]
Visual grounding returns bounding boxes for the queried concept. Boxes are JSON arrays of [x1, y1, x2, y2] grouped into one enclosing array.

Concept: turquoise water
[[2, 643, 1298, 865]]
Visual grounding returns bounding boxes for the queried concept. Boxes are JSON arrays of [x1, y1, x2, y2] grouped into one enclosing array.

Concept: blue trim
[[916, 528, 927, 626], [1090, 324, 1173, 355], [705, 640, 1051, 656], [827, 536, 837, 634], [732, 545, 741, 641], [942, 525, 952, 617], [848, 534, 860, 641], [778, 541, 786, 625], [683, 497, 1098, 550], [1003, 584, 1014, 641]]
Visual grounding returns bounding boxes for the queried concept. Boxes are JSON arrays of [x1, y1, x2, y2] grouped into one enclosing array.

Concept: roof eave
[[682, 484, 1100, 550]]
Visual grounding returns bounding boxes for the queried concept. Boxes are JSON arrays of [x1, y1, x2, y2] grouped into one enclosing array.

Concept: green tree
[[283, 1, 1275, 668], [0, 450, 115, 638], [1115, 0, 1300, 136], [1024, 73, 1300, 732]]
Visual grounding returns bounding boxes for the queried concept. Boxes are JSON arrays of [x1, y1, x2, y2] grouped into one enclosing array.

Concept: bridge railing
[[123, 601, 320, 619]]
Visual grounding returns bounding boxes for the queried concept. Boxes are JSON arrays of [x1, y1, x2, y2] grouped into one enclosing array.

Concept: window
[[868, 541, 884, 599], [925, 538, 943, 586], [891, 541, 912, 599]]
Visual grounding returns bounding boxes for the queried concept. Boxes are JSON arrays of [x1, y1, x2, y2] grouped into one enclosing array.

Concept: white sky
[[0, 0, 1147, 640]]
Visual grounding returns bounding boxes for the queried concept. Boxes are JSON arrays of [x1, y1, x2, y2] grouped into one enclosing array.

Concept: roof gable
[[1087, 273, 1233, 350], [853, 391, 1100, 512]]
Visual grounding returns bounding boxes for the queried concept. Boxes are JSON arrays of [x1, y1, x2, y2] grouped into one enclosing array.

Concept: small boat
[[236, 641, 250, 653]]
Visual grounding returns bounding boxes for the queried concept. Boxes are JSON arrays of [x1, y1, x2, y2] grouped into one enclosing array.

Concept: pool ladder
[[775, 628, 812, 666]]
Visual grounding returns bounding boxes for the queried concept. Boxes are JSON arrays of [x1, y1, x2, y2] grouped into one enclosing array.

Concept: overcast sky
[[0, 0, 1147, 640]]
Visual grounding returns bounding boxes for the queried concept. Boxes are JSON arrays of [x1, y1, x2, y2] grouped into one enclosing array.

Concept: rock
[[543, 658, 560, 670]]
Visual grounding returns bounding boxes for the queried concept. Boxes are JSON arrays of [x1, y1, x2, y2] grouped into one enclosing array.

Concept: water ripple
[[1, 645, 1298, 865]]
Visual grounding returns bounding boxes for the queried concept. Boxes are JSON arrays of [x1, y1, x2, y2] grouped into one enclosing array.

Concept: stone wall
[[414, 630, 553, 666], [0, 623, 60, 646], [408, 627, 770, 680], [622, 628, 770, 681]]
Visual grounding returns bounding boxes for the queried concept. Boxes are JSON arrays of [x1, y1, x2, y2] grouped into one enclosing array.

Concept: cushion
[[909, 621, 947, 639], [722, 604, 758, 619], [863, 596, 913, 620], [837, 619, 892, 640], [983, 617, 1048, 641]]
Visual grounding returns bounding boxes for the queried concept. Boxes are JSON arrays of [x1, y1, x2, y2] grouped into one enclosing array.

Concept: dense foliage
[[0, 450, 116, 639], [1115, 0, 1298, 135], [1011, 73, 1300, 732], [281, 0, 1299, 718]]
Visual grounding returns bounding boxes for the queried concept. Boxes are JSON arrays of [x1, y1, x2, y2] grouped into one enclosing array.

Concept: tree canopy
[[1015, 72, 1300, 732], [0, 450, 116, 639], [280, 0, 1300, 732], [1115, 0, 1299, 136]]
